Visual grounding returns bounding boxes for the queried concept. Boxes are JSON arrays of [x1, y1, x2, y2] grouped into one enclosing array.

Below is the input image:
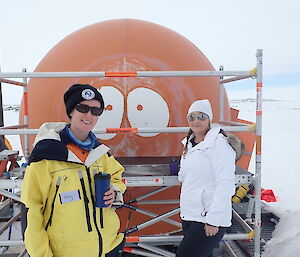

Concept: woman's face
[[187, 111, 210, 134], [70, 99, 101, 134]]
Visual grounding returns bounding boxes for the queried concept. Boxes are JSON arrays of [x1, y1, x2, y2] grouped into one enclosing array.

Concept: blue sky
[[1, 0, 299, 104]]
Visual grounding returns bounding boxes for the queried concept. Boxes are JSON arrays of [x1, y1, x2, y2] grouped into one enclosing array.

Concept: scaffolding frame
[[0, 49, 263, 257]]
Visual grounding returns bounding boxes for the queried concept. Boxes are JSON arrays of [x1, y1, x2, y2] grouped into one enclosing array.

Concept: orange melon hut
[[20, 19, 255, 236]]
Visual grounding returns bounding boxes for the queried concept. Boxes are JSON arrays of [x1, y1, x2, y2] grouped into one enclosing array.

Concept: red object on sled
[[261, 188, 277, 202]]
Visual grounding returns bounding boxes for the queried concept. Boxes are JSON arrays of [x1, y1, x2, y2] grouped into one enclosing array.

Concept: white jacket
[[178, 124, 236, 227]]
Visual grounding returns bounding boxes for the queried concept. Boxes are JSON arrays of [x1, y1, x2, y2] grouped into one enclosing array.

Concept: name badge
[[59, 190, 81, 204]]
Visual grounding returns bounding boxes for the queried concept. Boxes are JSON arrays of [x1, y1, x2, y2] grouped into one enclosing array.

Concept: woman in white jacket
[[176, 99, 237, 257]]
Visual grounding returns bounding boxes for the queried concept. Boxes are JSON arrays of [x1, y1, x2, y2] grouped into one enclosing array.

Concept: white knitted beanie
[[187, 99, 213, 122]]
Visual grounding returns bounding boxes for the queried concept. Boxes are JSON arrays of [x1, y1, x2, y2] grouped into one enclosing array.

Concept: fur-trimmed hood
[[226, 133, 244, 161]]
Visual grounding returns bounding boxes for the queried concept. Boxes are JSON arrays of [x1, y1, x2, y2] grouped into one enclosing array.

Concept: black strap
[[219, 129, 227, 137], [45, 180, 60, 230], [100, 208, 104, 228], [78, 173, 92, 232]]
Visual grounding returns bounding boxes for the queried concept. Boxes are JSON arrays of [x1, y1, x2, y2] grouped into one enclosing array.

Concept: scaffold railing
[[0, 70, 254, 78], [0, 124, 255, 136], [0, 49, 263, 257]]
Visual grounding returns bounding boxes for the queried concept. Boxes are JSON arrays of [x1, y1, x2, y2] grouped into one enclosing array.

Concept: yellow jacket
[[21, 122, 126, 257]]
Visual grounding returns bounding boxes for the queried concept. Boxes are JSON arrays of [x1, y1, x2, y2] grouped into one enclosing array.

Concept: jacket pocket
[[199, 188, 207, 217], [201, 187, 214, 215]]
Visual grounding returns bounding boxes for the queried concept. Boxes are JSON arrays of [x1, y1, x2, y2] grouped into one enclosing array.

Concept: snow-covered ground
[[227, 84, 300, 257], [228, 85, 300, 212], [1, 84, 300, 256]]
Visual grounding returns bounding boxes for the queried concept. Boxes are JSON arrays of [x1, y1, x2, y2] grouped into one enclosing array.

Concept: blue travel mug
[[95, 172, 111, 208]]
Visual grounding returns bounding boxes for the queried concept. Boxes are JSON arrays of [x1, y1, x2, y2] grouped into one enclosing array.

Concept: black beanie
[[63, 84, 105, 118]]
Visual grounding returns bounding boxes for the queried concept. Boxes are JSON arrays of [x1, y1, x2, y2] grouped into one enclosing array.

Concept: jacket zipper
[[86, 167, 103, 257], [45, 176, 62, 230], [77, 170, 92, 232]]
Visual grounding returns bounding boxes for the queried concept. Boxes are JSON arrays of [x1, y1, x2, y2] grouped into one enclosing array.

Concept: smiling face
[[69, 99, 101, 141], [188, 111, 210, 135], [26, 19, 231, 157]]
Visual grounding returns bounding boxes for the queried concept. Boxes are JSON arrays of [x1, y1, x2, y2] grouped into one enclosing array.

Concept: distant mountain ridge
[[2, 105, 19, 111]]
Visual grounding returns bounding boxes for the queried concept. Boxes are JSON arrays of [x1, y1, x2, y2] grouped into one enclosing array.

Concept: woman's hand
[[204, 223, 219, 237], [103, 188, 115, 207]]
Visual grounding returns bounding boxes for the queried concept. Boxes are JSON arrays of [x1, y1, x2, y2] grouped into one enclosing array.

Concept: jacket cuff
[[110, 184, 124, 206]]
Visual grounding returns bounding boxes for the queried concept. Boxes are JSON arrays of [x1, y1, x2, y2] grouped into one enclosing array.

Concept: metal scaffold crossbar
[[0, 70, 254, 78], [0, 125, 255, 135], [0, 49, 263, 257]]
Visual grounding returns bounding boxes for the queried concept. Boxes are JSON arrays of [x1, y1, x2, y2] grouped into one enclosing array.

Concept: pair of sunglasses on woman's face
[[75, 104, 103, 116], [187, 113, 208, 122]]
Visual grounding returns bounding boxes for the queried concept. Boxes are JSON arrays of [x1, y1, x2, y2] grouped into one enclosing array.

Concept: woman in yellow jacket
[[21, 84, 126, 257]]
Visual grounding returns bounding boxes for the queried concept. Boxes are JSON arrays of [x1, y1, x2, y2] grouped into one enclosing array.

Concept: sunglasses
[[187, 113, 208, 122], [75, 104, 103, 116]]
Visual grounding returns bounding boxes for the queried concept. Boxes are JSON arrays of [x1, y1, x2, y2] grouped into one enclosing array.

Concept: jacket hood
[[226, 133, 244, 161], [29, 122, 109, 166], [33, 122, 67, 147]]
